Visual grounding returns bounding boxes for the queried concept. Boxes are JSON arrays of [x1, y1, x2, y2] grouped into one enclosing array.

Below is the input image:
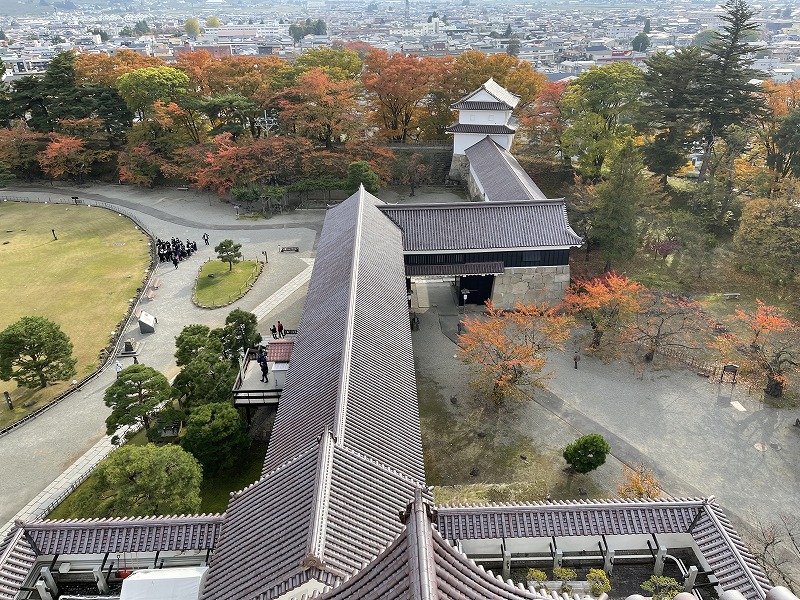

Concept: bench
[[280, 246, 300, 253], [176, 186, 189, 191], [146, 289, 155, 300], [723, 293, 741, 301], [152, 278, 161, 289], [284, 329, 298, 335]]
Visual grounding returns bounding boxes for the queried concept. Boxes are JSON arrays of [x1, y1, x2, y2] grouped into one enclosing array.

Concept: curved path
[[0, 184, 324, 529]]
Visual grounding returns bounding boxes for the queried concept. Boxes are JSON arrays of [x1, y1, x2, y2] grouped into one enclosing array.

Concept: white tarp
[[120, 566, 208, 600]]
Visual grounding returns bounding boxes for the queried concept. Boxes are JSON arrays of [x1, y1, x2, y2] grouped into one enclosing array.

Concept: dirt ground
[[411, 288, 622, 504]]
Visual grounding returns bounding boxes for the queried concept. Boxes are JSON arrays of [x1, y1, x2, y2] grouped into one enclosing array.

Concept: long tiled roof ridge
[[435, 496, 712, 510], [378, 199, 567, 210], [305, 428, 337, 571], [331, 186, 370, 447], [23, 513, 225, 527]]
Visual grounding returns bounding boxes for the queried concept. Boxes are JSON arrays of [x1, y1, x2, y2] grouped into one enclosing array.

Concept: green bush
[[641, 576, 683, 600], [561, 583, 573, 595], [586, 568, 611, 596], [553, 567, 577, 581], [526, 568, 547, 583]]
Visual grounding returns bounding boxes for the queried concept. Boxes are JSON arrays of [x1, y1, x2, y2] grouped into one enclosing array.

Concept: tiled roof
[[437, 498, 771, 600], [262, 188, 425, 481], [201, 444, 321, 600], [21, 514, 223, 555], [445, 123, 516, 134], [0, 515, 223, 600], [0, 529, 36, 600], [464, 136, 547, 202], [319, 491, 541, 600], [202, 188, 429, 600], [405, 262, 505, 276], [452, 77, 521, 110], [379, 201, 583, 252], [451, 100, 514, 111], [266, 339, 294, 362]]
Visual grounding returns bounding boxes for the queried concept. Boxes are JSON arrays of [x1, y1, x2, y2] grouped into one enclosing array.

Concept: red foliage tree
[[362, 50, 440, 142], [458, 301, 573, 403], [278, 68, 363, 148], [37, 134, 110, 182], [0, 121, 44, 181], [563, 272, 644, 350], [718, 300, 800, 397]]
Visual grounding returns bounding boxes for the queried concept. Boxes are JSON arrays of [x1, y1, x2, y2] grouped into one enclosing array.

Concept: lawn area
[[47, 440, 268, 518], [0, 202, 150, 429], [194, 260, 261, 308]]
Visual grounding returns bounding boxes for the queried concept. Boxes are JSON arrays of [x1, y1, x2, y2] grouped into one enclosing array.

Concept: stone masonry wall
[[448, 154, 470, 184], [490, 265, 570, 309]]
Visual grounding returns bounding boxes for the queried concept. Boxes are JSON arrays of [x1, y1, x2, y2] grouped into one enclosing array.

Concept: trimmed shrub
[[587, 568, 611, 596]]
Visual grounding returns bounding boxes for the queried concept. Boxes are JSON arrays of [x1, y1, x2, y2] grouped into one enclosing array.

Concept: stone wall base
[[490, 265, 570, 309], [448, 154, 470, 184]]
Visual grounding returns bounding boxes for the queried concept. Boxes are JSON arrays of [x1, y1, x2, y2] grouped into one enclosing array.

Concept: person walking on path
[[573, 352, 581, 370], [260, 360, 269, 383], [114, 360, 123, 377], [270, 324, 278, 339], [277, 321, 284, 338], [172, 257, 179, 269], [202, 233, 209, 245]]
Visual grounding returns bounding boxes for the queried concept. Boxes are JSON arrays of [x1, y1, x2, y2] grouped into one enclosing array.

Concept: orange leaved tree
[[563, 272, 644, 350], [458, 301, 573, 404], [618, 464, 661, 499], [717, 300, 800, 398]]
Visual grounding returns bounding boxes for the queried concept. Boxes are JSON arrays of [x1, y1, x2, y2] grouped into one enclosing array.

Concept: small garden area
[[193, 259, 261, 308]]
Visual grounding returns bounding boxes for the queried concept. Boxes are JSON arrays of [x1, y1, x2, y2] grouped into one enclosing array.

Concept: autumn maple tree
[[362, 50, 440, 142], [0, 121, 42, 181], [563, 272, 644, 350], [38, 134, 110, 182], [458, 301, 573, 403], [622, 293, 710, 362], [717, 300, 800, 398], [278, 68, 362, 148]]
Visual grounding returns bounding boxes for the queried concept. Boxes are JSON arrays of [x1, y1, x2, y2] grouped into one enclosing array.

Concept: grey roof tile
[[22, 515, 224, 555], [445, 123, 516, 134], [0, 529, 36, 600], [436, 498, 771, 600], [452, 78, 521, 110], [464, 137, 546, 202], [451, 100, 513, 111], [379, 201, 583, 253]]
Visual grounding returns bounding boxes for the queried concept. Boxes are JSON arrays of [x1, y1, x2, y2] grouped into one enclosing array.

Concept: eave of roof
[[445, 123, 516, 134], [379, 200, 583, 253], [451, 77, 521, 110]]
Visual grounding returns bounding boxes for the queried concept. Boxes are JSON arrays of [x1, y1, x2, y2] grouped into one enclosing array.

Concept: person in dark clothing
[[173, 257, 179, 269], [277, 321, 284, 338], [202, 233, 209, 245], [270, 324, 278, 339], [260, 360, 269, 383]]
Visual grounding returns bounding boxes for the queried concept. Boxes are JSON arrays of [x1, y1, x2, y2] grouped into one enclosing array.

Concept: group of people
[[156, 237, 199, 268], [270, 321, 286, 339]]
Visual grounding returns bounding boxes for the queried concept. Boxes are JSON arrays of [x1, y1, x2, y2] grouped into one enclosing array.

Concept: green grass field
[[194, 260, 261, 307], [0, 202, 150, 428]]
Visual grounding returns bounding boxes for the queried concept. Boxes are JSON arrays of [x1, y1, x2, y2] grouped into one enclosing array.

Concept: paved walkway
[[0, 184, 324, 533], [417, 280, 800, 536]]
